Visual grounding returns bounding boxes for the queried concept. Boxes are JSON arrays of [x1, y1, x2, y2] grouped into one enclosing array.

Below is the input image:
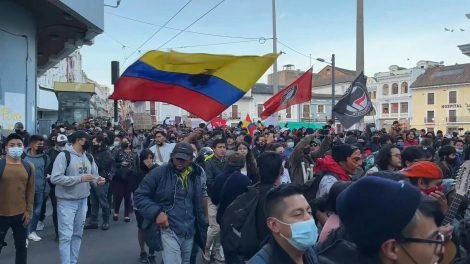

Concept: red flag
[[210, 117, 227, 128], [260, 68, 313, 120]]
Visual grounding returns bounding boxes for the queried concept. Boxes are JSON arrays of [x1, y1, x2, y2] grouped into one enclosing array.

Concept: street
[[0, 206, 206, 264]]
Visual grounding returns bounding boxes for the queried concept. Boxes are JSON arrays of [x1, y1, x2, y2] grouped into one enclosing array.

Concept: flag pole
[[272, 0, 279, 94]]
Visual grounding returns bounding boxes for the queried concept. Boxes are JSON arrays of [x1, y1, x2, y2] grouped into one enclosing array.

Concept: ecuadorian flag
[[110, 50, 278, 121]]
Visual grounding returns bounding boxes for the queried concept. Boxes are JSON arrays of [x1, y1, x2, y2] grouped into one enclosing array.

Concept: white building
[[37, 50, 87, 122], [375, 61, 440, 129]]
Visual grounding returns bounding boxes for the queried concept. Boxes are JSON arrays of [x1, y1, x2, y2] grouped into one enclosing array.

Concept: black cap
[[171, 142, 194, 161], [69, 130, 91, 142]]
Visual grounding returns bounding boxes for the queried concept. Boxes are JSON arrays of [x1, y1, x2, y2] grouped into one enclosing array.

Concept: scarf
[[314, 155, 351, 182]]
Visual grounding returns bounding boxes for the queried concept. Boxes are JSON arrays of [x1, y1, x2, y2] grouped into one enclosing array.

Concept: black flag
[[333, 72, 372, 129]]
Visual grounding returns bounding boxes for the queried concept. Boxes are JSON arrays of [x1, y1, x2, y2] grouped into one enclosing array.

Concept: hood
[[24, 147, 46, 158], [314, 155, 350, 181], [65, 144, 85, 157]]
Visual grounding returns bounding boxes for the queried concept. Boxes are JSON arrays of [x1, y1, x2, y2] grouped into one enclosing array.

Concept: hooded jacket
[[23, 147, 50, 193], [51, 144, 99, 200]]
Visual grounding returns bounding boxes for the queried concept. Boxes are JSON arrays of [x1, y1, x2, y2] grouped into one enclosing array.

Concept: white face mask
[[8, 147, 24, 158], [287, 142, 295, 148]]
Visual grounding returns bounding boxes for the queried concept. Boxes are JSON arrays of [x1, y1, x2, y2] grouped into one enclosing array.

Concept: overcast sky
[[81, 0, 470, 88]]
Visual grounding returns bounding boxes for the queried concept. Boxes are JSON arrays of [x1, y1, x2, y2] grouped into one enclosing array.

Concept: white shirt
[[149, 142, 176, 166]]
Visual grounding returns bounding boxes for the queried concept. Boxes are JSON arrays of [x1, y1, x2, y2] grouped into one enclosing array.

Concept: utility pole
[[111, 61, 120, 125], [272, 0, 279, 94], [331, 54, 336, 122], [356, 0, 364, 75]]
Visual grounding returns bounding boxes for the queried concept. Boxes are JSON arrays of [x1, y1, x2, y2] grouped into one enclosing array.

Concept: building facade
[[411, 63, 470, 133], [374, 62, 437, 130], [0, 0, 103, 132]]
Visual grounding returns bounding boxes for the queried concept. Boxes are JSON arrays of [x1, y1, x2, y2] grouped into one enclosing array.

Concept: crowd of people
[[1, 118, 470, 264]]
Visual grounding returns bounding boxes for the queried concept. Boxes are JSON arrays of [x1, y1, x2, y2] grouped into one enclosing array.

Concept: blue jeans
[[57, 198, 87, 264], [29, 191, 43, 233], [161, 228, 194, 264]]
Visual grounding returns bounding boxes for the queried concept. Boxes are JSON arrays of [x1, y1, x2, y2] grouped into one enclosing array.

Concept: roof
[[251, 83, 284, 94], [313, 66, 357, 87], [312, 93, 342, 100], [411, 63, 470, 88]]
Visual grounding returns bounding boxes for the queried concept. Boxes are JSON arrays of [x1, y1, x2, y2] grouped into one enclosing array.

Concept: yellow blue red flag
[[110, 50, 278, 121]]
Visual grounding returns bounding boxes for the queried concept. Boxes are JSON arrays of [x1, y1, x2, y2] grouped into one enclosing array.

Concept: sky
[[81, 0, 470, 89]]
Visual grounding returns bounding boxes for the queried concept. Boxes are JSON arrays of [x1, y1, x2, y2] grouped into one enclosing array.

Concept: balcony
[[424, 117, 435, 123], [446, 116, 470, 123]]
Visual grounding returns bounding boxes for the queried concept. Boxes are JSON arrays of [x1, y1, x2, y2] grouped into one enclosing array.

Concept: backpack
[[0, 159, 33, 180], [62, 150, 94, 169], [220, 185, 261, 259], [300, 171, 338, 203]]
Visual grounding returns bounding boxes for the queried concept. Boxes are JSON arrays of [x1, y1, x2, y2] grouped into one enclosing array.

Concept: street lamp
[[316, 54, 336, 123]]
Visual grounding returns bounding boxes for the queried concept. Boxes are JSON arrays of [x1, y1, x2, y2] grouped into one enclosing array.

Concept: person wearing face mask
[[84, 134, 114, 231], [36, 134, 68, 240], [21, 135, 50, 242], [248, 184, 319, 264], [0, 133, 35, 264], [51, 130, 106, 264], [437, 145, 458, 179], [14, 122, 30, 147], [454, 139, 465, 166], [112, 136, 137, 223], [284, 137, 295, 159]]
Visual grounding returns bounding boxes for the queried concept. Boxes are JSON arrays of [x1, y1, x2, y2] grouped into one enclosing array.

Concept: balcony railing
[[446, 116, 470, 123], [424, 117, 435, 123], [230, 112, 241, 119]]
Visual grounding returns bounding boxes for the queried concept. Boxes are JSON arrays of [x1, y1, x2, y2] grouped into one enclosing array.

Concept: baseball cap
[[401, 161, 443, 179], [69, 130, 91, 142], [171, 142, 194, 161], [57, 134, 68, 143]]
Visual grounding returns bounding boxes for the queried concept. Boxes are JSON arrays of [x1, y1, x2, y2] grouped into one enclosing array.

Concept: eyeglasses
[[396, 232, 445, 261]]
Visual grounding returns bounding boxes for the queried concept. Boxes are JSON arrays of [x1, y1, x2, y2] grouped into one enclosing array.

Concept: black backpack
[[62, 150, 94, 168], [300, 171, 338, 203], [220, 185, 261, 259]]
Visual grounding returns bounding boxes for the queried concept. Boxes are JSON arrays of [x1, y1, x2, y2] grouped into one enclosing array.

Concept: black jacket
[[93, 148, 114, 181], [204, 156, 226, 196], [248, 235, 319, 264], [133, 161, 208, 250]]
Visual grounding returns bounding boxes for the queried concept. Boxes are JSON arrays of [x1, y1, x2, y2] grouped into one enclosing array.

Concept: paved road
[[0, 207, 209, 264]]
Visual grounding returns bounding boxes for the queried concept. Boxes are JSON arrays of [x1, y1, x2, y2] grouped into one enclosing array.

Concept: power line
[[170, 39, 265, 49], [277, 40, 310, 58], [124, 0, 193, 63], [106, 11, 266, 41], [157, 0, 227, 50]]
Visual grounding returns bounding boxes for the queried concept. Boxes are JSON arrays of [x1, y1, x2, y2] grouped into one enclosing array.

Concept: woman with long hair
[[236, 141, 258, 183], [113, 136, 137, 222], [134, 149, 157, 263]]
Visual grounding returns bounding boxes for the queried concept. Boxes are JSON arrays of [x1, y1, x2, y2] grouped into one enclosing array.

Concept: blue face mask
[[275, 218, 318, 251], [8, 147, 24, 159]]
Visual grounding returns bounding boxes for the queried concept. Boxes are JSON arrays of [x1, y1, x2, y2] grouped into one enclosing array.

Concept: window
[[427, 93, 434, 105], [231, 105, 239, 119], [426, 111, 434, 123], [150, 101, 156, 115], [382, 84, 389, 96], [449, 110, 457, 122], [286, 106, 291, 118], [392, 83, 399, 95], [317, 104, 325, 113], [391, 103, 399, 113], [400, 102, 408, 113], [303, 105, 310, 118], [449, 91, 457, 104], [373, 91, 377, 99], [401, 82, 408, 94], [382, 104, 389, 114], [257, 104, 264, 117]]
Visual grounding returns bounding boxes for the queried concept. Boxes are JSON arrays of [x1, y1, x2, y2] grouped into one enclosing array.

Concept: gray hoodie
[[23, 147, 50, 193], [51, 144, 99, 200]]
